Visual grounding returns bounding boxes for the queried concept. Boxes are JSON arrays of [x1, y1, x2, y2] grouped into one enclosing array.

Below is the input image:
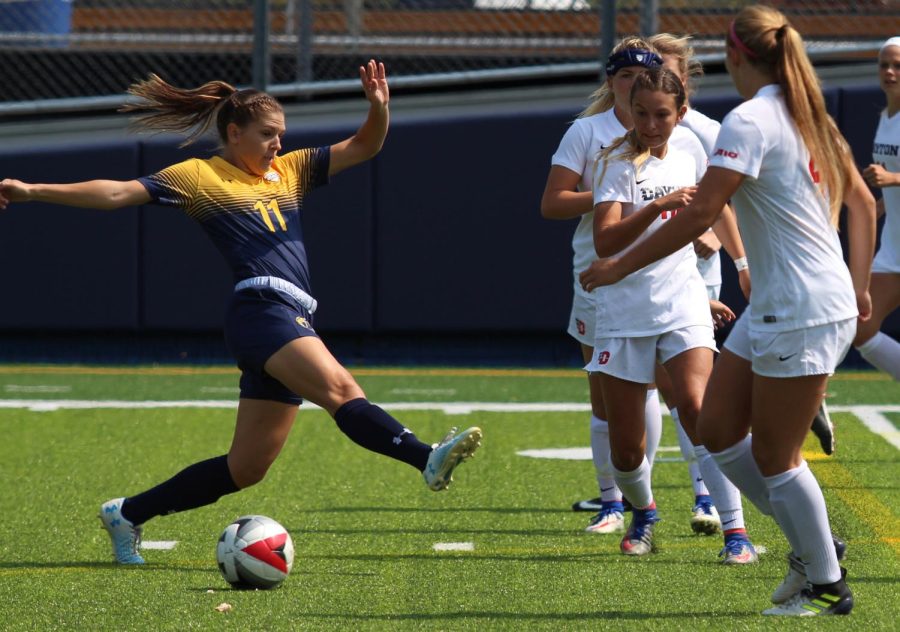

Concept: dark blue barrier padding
[[691, 87, 840, 125], [838, 85, 885, 168], [374, 108, 578, 331], [138, 128, 374, 332], [0, 142, 140, 330]]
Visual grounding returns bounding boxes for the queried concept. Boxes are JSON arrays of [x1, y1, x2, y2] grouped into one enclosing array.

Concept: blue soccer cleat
[[690, 494, 721, 535], [423, 426, 482, 491], [719, 531, 759, 565], [99, 497, 144, 564], [620, 507, 659, 556]]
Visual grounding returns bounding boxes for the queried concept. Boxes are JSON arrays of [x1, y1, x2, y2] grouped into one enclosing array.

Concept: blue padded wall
[[373, 109, 578, 331], [0, 142, 140, 329]]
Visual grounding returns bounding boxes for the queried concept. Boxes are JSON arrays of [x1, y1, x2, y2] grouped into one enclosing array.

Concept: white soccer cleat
[[771, 553, 807, 604], [620, 508, 659, 556], [689, 496, 721, 536], [584, 503, 626, 534], [99, 497, 145, 564], [423, 426, 482, 491]]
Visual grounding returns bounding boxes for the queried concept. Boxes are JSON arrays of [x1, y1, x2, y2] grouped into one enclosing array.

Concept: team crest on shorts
[[576, 319, 586, 335], [295, 316, 312, 329], [597, 351, 610, 365]]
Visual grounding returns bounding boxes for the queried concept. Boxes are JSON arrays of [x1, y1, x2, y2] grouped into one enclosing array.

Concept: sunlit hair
[[647, 33, 704, 99], [728, 5, 854, 226], [594, 68, 686, 189], [579, 37, 660, 118], [121, 73, 283, 147]]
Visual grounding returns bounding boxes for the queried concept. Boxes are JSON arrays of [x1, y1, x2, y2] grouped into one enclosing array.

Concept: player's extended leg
[[599, 374, 658, 555], [854, 272, 900, 380], [654, 362, 718, 536], [99, 399, 297, 564], [579, 344, 627, 533], [665, 347, 757, 563], [751, 374, 853, 615], [265, 336, 481, 491]]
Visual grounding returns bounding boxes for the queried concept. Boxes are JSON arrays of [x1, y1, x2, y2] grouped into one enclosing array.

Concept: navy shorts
[[223, 288, 318, 405]]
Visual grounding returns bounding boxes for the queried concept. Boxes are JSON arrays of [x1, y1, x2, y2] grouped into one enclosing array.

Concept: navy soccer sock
[[121, 455, 239, 526], [333, 398, 432, 471]]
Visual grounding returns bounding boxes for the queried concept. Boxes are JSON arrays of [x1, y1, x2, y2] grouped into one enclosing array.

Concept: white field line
[[433, 542, 474, 551], [0, 400, 896, 451], [140, 540, 178, 550]]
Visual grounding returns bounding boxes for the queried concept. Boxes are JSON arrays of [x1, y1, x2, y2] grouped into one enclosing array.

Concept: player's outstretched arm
[[329, 59, 390, 176], [0, 178, 150, 211]]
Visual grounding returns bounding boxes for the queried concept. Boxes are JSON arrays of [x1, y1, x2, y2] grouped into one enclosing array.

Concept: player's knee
[[325, 371, 366, 409], [611, 446, 644, 472], [229, 459, 272, 489]]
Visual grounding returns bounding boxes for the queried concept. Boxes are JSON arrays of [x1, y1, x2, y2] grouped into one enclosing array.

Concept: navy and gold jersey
[[138, 147, 330, 292]]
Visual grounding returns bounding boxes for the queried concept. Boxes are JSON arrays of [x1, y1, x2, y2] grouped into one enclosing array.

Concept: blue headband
[[605, 48, 662, 76]]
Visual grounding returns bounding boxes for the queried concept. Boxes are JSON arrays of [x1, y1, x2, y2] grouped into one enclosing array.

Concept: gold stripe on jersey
[[146, 148, 324, 226]]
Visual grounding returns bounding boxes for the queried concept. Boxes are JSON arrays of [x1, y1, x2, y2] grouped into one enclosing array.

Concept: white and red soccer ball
[[216, 515, 294, 589]]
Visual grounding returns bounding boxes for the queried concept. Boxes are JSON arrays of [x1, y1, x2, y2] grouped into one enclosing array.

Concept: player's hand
[[655, 186, 697, 212], [857, 289, 872, 322], [0, 178, 31, 209], [863, 163, 896, 188], [693, 230, 721, 260], [359, 59, 389, 109], [709, 299, 735, 330], [738, 267, 751, 300], [579, 258, 624, 292]]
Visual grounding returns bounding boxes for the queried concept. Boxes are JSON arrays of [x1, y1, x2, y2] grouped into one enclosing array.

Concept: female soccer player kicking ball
[[0, 60, 482, 566], [581, 5, 875, 615]]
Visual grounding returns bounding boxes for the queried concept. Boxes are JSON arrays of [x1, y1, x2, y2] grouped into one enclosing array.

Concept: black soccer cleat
[[810, 401, 835, 455]]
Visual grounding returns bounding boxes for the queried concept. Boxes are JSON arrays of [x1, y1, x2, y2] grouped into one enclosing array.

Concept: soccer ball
[[216, 515, 294, 589]]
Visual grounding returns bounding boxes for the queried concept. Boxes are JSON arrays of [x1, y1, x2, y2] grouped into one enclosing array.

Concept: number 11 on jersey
[[254, 199, 287, 232]]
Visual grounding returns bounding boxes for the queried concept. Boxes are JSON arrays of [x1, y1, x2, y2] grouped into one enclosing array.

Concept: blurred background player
[[855, 37, 900, 381], [579, 5, 875, 615], [0, 61, 482, 566], [541, 38, 668, 535]]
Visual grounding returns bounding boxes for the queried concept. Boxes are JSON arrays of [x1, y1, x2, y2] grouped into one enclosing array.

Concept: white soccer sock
[[673, 408, 709, 496], [612, 457, 654, 510], [765, 462, 842, 584], [709, 434, 773, 516], [857, 331, 900, 380], [645, 388, 662, 469], [695, 445, 744, 531], [590, 415, 622, 502]]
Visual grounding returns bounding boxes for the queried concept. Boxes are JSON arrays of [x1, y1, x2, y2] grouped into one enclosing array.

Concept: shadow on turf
[[292, 506, 573, 514], [301, 610, 750, 621]]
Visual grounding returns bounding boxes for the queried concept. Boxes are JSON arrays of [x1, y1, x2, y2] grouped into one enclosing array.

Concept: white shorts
[[585, 325, 717, 384], [567, 289, 595, 347], [723, 312, 855, 378], [872, 245, 900, 274]]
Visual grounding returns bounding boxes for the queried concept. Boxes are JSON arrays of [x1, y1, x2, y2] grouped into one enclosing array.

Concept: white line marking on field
[[390, 388, 458, 396], [0, 399, 897, 452], [140, 540, 178, 550], [832, 405, 900, 451], [433, 542, 474, 551], [518, 446, 682, 461], [4, 385, 72, 393]]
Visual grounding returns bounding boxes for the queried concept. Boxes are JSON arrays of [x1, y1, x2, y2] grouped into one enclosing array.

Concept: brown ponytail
[[730, 5, 854, 226], [121, 73, 282, 147]]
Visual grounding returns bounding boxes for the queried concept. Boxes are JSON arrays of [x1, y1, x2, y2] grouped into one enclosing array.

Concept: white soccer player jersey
[[591, 145, 711, 337], [680, 108, 723, 288], [551, 109, 628, 295], [550, 110, 707, 295], [872, 110, 900, 271], [709, 84, 857, 332]]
